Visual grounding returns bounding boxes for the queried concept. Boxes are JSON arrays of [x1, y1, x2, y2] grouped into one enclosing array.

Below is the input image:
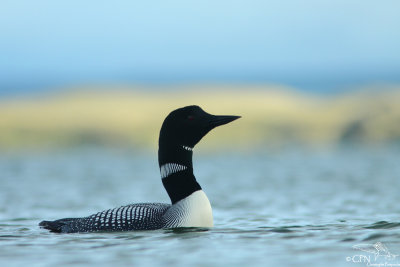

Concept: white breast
[[164, 190, 213, 228]]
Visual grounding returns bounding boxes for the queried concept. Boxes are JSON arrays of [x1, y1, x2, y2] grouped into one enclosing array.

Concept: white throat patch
[[182, 146, 193, 151], [160, 163, 187, 179]]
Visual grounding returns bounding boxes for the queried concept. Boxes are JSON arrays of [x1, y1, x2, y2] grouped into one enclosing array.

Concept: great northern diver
[[39, 105, 240, 233]]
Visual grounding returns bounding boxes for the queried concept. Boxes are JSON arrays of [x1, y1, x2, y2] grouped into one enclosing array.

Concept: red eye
[[188, 115, 194, 121]]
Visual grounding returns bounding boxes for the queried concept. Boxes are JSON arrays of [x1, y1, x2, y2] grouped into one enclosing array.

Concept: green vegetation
[[1, 85, 399, 150]]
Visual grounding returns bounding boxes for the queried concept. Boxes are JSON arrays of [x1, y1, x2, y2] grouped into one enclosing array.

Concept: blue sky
[[1, 0, 400, 93]]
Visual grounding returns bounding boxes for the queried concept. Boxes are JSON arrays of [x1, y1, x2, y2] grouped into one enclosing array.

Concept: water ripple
[[364, 221, 400, 229]]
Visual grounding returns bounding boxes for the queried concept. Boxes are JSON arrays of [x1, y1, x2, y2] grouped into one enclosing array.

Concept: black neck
[[158, 144, 201, 204]]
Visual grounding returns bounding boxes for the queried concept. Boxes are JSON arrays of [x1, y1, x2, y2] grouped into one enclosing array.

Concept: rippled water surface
[[1, 147, 400, 266]]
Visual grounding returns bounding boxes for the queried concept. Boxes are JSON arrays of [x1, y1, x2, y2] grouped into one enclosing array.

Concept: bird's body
[[40, 190, 212, 233], [39, 106, 239, 233]]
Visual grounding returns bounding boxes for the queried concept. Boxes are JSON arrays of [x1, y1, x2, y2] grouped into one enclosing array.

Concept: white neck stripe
[[160, 163, 188, 179], [182, 146, 193, 151]]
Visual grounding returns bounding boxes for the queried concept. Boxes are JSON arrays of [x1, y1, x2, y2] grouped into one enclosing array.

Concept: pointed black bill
[[209, 115, 241, 128]]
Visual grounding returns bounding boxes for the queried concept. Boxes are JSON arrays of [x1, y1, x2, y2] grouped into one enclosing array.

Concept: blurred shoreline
[[1, 85, 399, 151]]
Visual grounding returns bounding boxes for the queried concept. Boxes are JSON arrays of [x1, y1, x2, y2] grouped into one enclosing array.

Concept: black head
[[159, 105, 240, 149]]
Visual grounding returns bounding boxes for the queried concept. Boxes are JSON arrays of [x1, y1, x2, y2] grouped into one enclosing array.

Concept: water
[[1, 147, 400, 266]]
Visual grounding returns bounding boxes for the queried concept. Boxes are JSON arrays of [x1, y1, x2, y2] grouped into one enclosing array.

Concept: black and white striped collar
[[160, 163, 188, 179]]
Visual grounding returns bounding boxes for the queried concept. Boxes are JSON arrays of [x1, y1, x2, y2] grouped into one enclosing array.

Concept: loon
[[39, 105, 240, 233]]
